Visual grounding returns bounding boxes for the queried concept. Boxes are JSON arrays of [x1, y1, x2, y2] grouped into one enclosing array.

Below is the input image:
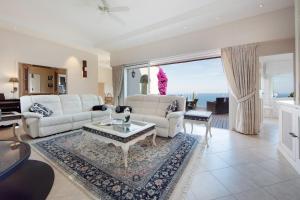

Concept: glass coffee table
[[0, 141, 30, 180], [80, 119, 157, 168]]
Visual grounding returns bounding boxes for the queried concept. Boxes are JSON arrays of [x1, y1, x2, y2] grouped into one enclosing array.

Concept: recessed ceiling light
[[259, 3, 264, 8]]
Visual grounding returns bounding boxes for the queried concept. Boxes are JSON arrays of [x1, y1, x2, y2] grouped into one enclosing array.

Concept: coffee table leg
[[122, 146, 129, 168], [209, 121, 212, 137], [13, 123, 22, 141], [152, 131, 157, 146], [205, 122, 209, 147]]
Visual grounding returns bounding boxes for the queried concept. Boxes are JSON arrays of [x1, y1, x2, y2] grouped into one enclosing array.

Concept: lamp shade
[[8, 77, 19, 83]]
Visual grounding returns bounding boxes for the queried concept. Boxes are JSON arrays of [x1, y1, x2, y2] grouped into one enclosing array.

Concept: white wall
[[0, 28, 102, 98], [295, 0, 300, 104], [111, 7, 294, 66], [98, 53, 113, 95]]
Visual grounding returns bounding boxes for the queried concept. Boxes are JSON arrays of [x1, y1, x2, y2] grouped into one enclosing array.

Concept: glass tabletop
[[91, 119, 151, 134], [0, 141, 31, 180]]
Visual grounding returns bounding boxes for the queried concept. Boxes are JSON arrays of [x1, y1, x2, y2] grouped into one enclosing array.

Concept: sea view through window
[[150, 58, 229, 108]]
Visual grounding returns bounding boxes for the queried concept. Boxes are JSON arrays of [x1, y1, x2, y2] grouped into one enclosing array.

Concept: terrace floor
[[211, 114, 229, 129]]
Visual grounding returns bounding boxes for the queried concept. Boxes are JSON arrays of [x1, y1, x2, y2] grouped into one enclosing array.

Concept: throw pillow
[[115, 106, 132, 113], [29, 103, 53, 117], [166, 100, 178, 116], [92, 105, 108, 111]]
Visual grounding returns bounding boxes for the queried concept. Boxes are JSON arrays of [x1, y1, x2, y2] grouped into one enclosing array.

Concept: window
[[150, 58, 228, 108], [124, 58, 228, 108]]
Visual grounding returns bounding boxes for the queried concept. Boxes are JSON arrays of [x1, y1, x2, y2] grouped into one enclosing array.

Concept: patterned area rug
[[32, 131, 200, 200]]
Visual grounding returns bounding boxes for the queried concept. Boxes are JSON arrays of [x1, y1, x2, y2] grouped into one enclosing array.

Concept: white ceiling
[[0, 0, 294, 53]]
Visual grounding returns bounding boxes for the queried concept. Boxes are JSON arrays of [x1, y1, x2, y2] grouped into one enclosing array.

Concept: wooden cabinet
[[278, 102, 300, 173]]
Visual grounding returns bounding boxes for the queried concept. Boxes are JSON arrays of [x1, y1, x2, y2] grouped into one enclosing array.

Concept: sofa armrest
[[166, 111, 184, 120], [22, 112, 43, 119]]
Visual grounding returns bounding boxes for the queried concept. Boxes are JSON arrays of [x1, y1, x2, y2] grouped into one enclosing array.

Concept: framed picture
[[48, 83, 53, 88], [48, 75, 53, 80]]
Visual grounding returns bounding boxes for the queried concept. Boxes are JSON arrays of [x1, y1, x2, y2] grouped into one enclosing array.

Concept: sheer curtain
[[112, 65, 124, 105], [221, 44, 260, 135]]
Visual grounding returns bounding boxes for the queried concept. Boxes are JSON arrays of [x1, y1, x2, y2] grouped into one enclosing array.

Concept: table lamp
[[9, 77, 19, 94]]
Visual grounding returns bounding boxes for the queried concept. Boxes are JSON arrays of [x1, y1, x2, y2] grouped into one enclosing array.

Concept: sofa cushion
[[125, 95, 185, 117], [29, 103, 53, 117], [40, 115, 72, 127], [80, 95, 102, 111], [60, 95, 83, 114], [31, 95, 63, 116], [71, 112, 91, 122]]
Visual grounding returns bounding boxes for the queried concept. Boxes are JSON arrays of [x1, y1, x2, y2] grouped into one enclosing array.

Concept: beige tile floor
[[1, 118, 300, 200]]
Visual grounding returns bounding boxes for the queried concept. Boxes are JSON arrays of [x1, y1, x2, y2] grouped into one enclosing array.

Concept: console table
[[0, 99, 21, 113]]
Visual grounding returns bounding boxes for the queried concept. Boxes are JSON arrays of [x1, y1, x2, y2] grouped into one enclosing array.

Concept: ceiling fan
[[98, 0, 130, 13]]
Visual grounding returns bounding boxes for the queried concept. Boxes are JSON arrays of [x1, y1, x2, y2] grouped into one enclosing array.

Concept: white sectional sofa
[[20, 94, 110, 138], [124, 95, 186, 138]]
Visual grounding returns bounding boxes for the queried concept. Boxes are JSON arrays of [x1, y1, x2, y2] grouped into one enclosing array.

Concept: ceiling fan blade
[[109, 6, 130, 12], [98, 6, 105, 11], [108, 13, 126, 25], [101, 0, 109, 7]]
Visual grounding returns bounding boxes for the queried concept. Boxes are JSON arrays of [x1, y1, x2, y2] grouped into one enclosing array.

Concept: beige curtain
[[112, 65, 124, 105], [221, 44, 260, 135]]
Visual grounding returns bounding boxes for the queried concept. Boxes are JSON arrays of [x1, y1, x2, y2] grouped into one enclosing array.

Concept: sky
[[159, 58, 228, 94]]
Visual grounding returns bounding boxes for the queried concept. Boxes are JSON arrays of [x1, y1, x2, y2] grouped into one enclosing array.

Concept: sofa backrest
[[20, 95, 63, 116], [21, 94, 105, 115], [59, 95, 83, 114], [125, 95, 186, 117], [80, 94, 103, 111]]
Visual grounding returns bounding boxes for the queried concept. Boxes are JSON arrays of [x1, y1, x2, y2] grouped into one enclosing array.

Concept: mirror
[[58, 74, 67, 94], [29, 73, 41, 93], [19, 63, 67, 96]]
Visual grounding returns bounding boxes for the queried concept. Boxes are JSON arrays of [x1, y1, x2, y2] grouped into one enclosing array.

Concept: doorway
[[259, 53, 294, 121]]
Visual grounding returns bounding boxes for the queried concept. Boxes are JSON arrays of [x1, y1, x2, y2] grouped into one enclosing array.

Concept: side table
[[0, 112, 23, 141], [183, 110, 212, 146]]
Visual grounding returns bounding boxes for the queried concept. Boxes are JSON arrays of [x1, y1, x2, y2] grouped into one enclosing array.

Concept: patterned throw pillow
[[166, 100, 178, 116], [29, 103, 53, 117]]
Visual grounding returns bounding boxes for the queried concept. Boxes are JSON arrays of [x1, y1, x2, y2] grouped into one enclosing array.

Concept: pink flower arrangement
[[157, 67, 168, 95]]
